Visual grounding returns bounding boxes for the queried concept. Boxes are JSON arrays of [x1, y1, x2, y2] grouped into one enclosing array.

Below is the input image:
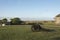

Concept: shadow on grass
[[51, 37, 60, 40], [40, 28, 55, 32]]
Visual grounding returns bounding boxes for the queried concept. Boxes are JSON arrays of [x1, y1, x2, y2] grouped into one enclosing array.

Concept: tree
[[10, 18, 22, 25], [0, 20, 2, 24], [2, 18, 8, 24]]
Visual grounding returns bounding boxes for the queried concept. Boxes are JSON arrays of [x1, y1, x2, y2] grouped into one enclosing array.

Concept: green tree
[[10, 18, 22, 25], [0, 20, 2, 24], [2, 18, 8, 24]]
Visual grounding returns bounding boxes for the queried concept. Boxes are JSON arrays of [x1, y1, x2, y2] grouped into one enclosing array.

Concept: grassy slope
[[0, 25, 60, 40]]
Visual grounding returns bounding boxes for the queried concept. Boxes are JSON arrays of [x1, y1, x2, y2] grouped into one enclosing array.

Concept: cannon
[[31, 23, 42, 32]]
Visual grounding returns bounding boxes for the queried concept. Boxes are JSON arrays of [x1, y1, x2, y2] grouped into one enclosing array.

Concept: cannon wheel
[[31, 24, 41, 32]]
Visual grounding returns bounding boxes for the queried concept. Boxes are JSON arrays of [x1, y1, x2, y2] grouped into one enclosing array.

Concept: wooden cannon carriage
[[31, 23, 42, 32]]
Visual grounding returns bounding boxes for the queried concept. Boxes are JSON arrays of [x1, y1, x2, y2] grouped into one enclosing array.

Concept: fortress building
[[55, 14, 60, 25]]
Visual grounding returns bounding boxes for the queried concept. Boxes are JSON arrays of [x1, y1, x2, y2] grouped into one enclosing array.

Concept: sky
[[0, 0, 60, 20]]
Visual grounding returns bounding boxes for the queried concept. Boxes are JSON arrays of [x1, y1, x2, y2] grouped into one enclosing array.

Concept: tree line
[[0, 17, 24, 25], [0, 17, 54, 25]]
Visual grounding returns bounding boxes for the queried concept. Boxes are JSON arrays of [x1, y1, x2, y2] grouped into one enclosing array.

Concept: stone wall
[[55, 17, 60, 25]]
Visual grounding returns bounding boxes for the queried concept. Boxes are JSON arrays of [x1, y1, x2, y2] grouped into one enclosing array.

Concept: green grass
[[0, 25, 60, 40]]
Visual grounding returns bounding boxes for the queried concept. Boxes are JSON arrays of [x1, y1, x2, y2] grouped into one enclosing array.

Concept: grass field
[[0, 25, 60, 40]]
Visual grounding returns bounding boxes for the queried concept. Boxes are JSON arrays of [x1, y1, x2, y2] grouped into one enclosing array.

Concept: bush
[[28, 23, 35, 25]]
